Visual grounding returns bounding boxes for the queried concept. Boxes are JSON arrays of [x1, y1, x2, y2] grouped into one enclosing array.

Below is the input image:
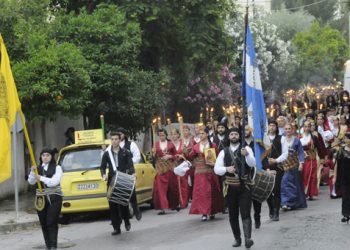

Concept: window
[[59, 148, 102, 172]]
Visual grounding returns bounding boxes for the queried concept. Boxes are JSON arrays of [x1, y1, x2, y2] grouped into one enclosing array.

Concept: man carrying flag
[[244, 20, 288, 223]]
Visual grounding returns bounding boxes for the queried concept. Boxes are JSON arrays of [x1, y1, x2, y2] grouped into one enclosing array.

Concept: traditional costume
[[187, 141, 224, 219], [300, 132, 327, 198], [263, 120, 288, 221], [116, 127, 142, 220], [335, 143, 350, 223], [100, 144, 135, 234], [281, 136, 307, 210], [152, 140, 180, 212], [173, 138, 190, 208], [28, 148, 63, 249], [214, 127, 256, 248]]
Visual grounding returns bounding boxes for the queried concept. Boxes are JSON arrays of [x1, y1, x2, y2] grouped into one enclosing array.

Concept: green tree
[[13, 42, 92, 121], [51, 4, 166, 134], [293, 21, 349, 84], [53, 0, 236, 122], [266, 9, 315, 41]]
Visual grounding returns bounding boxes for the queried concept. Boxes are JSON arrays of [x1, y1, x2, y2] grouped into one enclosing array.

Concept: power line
[[275, 0, 330, 11]]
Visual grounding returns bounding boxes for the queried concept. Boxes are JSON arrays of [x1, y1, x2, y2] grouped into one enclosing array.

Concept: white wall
[[0, 116, 84, 200]]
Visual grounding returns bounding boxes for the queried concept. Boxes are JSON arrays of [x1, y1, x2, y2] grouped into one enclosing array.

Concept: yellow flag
[[0, 34, 21, 183]]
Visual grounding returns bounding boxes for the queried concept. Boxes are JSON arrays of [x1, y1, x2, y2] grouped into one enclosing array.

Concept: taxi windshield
[[59, 148, 102, 172]]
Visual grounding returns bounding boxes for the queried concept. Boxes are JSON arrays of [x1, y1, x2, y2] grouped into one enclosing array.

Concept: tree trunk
[[40, 121, 46, 146]]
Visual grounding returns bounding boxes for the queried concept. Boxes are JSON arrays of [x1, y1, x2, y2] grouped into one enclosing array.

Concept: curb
[[0, 220, 40, 234]]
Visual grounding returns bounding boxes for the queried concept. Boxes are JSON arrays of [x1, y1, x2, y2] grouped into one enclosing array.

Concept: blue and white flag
[[244, 25, 268, 171]]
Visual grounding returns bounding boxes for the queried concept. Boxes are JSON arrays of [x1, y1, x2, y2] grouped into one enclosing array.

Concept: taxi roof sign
[[75, 129, 104, 145]]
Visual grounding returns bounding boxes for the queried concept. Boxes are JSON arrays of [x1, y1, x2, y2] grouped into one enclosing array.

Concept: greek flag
[[244, 25, 268, 171]]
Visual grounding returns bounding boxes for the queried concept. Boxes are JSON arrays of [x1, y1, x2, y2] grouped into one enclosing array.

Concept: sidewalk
[[0, 192, 39, 234]]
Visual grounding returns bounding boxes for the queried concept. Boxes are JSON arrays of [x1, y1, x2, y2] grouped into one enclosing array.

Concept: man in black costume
[[100, 132, 135, 235], [214, 128, 256, 248]]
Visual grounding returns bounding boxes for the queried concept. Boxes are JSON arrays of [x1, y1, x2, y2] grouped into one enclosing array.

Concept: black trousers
[[226, 185, 252, 240], [342, 185, 350, 217], [252, 199, 261, 222], [267, 170, 284, 215], [129, 189, 139, 215], [109, 201, 130, 230], [37, 195, 62, 248]]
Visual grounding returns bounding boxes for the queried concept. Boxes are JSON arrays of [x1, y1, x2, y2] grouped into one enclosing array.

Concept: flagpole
[[241, 6, 249, 148], [18, 110, 42, 192], [11, 115, 19, 219]]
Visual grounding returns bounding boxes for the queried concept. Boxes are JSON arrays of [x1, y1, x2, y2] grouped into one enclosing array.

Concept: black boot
[[245, 239, 254, 249], [267, 198, 274, 219], [242, 219, 254, 249], [255, 218, 261, 229], [132, 202, 142, 221], [272, 208, 279, 221], [232, 238, 242, 247]]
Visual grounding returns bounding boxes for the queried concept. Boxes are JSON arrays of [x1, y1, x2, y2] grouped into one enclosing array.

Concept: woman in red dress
[[171, 128, 190, 208], [183, 125, 195, 199], [187, 127, 224, 221], [300, 121, 327, 200], [152, 129, 180, 214]]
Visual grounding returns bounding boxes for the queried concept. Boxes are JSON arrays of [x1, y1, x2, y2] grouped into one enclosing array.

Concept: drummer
[[115, 127, 142, 221], [214, 127, 256, 249], [100, 132, 135, 235]]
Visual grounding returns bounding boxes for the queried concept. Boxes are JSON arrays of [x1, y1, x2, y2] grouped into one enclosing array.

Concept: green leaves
[[293, 21, 349, 84], [13, 42, 92, 121]]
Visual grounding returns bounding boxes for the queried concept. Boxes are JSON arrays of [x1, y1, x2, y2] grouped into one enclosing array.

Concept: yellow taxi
[[57, 130, 155, 220]]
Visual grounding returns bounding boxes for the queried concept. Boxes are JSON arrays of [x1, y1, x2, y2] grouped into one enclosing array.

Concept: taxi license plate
[[77, 183, 99, 190]]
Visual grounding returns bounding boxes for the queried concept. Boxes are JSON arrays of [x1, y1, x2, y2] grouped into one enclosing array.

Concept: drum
[[251, 170, 275, 203], [282, 153, 299, 171], [155, 158, 175, 175], [107, 171, 136, 206]]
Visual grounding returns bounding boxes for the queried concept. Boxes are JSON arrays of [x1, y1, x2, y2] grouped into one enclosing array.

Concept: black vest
[[262, 134, 282, 170], [101, 148, 134, 187], [270, 135, 282, 159], [123, 140, 131, 151], [37, 162, 59, 187], [223, 145, 249, 179], [213, 134, 229, 152]]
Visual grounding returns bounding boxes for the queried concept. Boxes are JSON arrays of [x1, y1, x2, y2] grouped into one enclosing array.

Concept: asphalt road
[[1, 186, 349, 250]]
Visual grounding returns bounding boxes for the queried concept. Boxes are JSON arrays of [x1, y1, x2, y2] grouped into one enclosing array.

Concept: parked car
[[57, 141, 155, 221]]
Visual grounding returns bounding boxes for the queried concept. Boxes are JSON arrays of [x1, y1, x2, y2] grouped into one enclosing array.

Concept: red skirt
[[178, 175, 189, 208], [303, 159, 318, 197], [189, 171, 224, 215], [153, 170, 179, 210]]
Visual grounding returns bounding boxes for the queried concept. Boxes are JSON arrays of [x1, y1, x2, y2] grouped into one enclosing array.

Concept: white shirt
[[113, 149, 119, 168], [120, 140, 141, 164], [317, 126, 334, 148], [278, 127, 285, 136], [28, 164, 63, 188], [278, 137, 290, 163], [159, 140, 168, 152], [214, 144, 256, 176], [199, 142, 210, 153], [300, 133, 312, 146]]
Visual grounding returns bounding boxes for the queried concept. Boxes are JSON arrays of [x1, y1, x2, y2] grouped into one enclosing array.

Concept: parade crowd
[[27, 86, 350, 249]]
